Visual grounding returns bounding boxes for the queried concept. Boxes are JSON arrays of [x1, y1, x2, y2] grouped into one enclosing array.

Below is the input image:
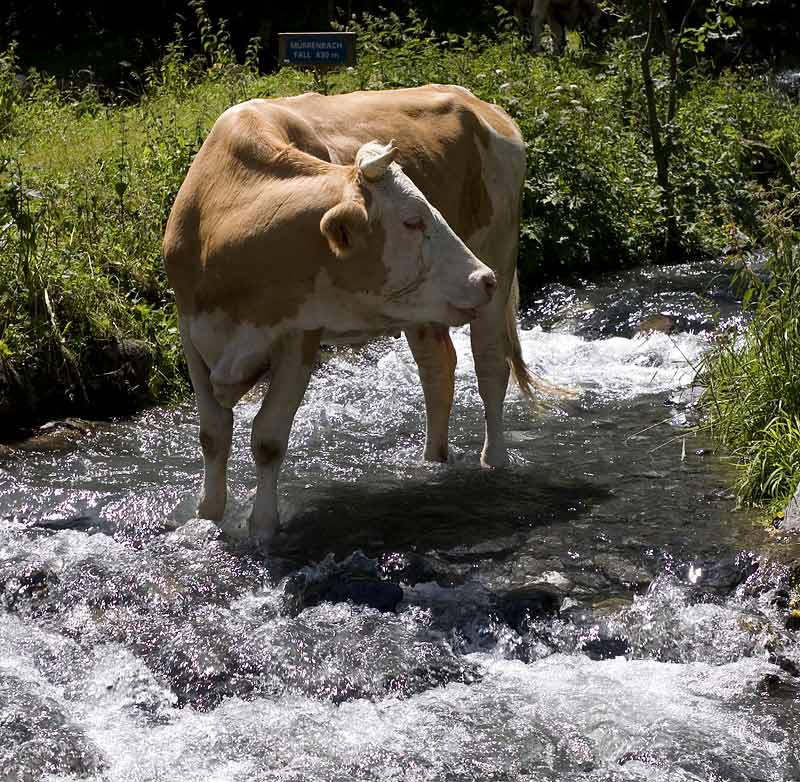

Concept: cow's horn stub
[[357, 140, 398, 182]]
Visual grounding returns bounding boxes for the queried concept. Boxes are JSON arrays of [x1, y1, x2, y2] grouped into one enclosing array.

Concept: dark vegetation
[[0, 1, 799, 509]]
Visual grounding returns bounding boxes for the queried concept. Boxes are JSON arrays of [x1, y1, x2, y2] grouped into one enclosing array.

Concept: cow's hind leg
[[531, 0, 548, 51], [550, 17, 566, 53], [249, 330, 319, 544], [406, 324, 457, 462], [181, 321, 233, 521], [470, 295, 512, 468]]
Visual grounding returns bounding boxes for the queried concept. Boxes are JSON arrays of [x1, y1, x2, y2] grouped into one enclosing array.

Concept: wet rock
[[0, 674, 105, 779], [313, 577, 403, 613], [786, 611, 800, 632], [134, 610, 260, 709], [580, 632, 631, 660], [15, 418, 95, 452], [0, 558, 58, 612], [676, 552, 761, 599], [378, 551, 448, 586], [780, 481, 800, 531], [635, 314, 676, 334], [771, 589, 791, 610], [34, 515, 104, 534], [86, 647, 178, 720], [284, 552, 403, 616], [85, 337, 153, 411], [593, 554, 653, 592], [497, 584, 563, 633], [553, 608, 631, 660], [768, 653, 800, 677]]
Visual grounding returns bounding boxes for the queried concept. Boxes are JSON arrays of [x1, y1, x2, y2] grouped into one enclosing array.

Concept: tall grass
[[699, 188, 800, 511]]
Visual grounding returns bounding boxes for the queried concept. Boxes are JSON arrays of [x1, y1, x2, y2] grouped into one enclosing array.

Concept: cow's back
[[271, 85, 525, 247]]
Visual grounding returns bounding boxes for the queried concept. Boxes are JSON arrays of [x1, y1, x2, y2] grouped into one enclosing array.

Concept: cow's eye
[[403, 218, 426, 232]]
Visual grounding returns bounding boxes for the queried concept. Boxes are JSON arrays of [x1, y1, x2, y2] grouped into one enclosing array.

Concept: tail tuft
[[505, 272, 577, 401]]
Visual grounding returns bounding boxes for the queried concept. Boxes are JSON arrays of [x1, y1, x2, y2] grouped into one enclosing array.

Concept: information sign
[[278, 32, 357, 68]]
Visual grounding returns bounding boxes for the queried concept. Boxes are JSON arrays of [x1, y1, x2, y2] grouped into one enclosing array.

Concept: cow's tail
[[505, 271, 576, 401]]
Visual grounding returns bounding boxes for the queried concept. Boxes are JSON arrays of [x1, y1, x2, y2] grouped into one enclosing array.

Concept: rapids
[[1, 260, 799, 781]]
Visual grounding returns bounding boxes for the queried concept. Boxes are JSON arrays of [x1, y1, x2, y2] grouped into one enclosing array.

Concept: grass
[[0, 4, 799, 450], [698, 190, 800, 514]]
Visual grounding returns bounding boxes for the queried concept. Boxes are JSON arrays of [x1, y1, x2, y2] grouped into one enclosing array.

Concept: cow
[[506, 0, 602, 54], [163, 85, 539, 545]]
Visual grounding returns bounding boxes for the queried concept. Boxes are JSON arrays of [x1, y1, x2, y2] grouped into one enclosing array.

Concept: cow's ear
[[320, 200, 368, 258]]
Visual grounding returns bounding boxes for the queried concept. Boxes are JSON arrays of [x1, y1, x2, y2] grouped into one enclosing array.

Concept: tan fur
[[163, 105, 387, 326]]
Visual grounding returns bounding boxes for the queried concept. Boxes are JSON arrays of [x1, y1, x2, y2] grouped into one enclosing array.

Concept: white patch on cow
[[465, 124, 526, 265], [189, 311, 278, 394]]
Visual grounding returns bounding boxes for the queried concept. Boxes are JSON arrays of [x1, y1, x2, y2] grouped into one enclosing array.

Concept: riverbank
[[1, 11, 799, 437]]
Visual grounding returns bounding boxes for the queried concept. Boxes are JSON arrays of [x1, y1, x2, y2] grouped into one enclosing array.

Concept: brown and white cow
[[163, 85, 538, 544]]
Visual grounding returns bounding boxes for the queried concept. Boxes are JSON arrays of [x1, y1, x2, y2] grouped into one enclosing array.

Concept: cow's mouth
[[445, 304, 479, 325]]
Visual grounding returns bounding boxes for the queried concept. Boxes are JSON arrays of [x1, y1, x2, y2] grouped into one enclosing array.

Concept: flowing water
[[1, 261, 799, 781]]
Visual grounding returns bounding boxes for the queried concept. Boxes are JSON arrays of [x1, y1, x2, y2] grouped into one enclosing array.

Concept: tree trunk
[[641, 0, 679, 261]]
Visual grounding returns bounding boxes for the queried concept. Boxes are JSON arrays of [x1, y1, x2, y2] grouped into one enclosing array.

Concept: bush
[[699, 187, 800, 511]]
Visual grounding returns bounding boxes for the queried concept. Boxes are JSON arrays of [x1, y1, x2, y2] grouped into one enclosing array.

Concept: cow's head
[[320, 140, 496, 326]]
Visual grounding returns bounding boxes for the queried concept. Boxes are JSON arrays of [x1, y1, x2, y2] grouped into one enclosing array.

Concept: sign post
[[278, 32, 357, 93]]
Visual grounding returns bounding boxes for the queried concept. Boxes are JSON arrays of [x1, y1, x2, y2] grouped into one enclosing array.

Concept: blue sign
[[278, 33, 356, 68]]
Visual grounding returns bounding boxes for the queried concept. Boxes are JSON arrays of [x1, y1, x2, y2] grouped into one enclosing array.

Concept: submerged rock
[[14, 418, 95, 452]]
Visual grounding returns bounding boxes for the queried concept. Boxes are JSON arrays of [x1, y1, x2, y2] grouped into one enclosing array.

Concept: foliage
[[0, 8, 798, 432], [699, 187, 800, 511]]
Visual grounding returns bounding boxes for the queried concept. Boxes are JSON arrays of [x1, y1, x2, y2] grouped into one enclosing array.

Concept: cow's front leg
[[181, 320, 233, 521], [470, 296, 511, 468], [249, 330, 319, 544], [406, 324, 457, 462]]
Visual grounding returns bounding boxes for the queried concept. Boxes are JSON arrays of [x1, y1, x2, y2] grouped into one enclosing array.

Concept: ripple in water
[[1, 265, 799, 780]]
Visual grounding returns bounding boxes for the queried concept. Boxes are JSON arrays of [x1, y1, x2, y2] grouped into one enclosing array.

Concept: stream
[[1, 260, 799, 781]]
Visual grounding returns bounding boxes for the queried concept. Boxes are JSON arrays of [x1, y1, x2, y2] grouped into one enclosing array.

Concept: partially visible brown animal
[[506, 0, 602, 54]]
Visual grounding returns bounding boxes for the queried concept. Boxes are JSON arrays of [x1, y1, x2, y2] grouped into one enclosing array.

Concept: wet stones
[[0, 558, 57, 613], [675, 552, 761, 600], [378, 551, 458, 587], [283, 551, 404, 616], [13, 418, 96, 453], [497, 584, 563, 634], [0, 674, 105, 780], [779, 480, 800, 532]]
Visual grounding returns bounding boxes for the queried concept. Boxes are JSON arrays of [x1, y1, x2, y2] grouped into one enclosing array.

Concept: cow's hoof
[[422, 446, 449, 463], [197, 493, 226, 522], [247, 518, 278, 550], [480, 448, 509, 468]]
